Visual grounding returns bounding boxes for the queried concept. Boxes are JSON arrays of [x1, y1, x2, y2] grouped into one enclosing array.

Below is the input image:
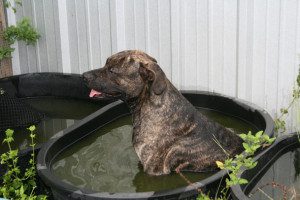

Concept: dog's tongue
[[89, 89, 102, 98]]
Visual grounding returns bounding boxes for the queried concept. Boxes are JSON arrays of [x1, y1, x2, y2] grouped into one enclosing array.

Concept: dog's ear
[[139, 63, 167, 95]]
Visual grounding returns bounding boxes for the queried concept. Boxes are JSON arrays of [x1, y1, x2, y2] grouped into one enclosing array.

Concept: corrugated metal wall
[[5, 1, 300, 196], [7, 0, 300, 129]]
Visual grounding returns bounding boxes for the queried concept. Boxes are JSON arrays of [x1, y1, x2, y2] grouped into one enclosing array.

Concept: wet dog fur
[[83, 50, 242, 176]]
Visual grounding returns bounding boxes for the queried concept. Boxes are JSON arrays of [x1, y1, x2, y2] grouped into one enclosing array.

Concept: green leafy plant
[[0, 2, 39, 62], [0, 126, 47, 199], [0, 46, 14, 60], [3, 18, 40, 45], [197, 131, 276, 200]]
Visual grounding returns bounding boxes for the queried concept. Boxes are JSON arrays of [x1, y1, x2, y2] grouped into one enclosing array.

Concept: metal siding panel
[[114, 0, 126, 52], [53, 0, 62, 73], [109, 0, 117, 53], [134, 0, 146, 51], [170, 0, 181, 88], [44, 0, 58, 72], [251, 0, 267, 108], [223, 0, 237, 97], [237, 0, 248, 99], [246, 0, 255, 102], [196, 0, 209, 91], [87, 0, 101, 69], [265, 0, 281, 117], [238, 0, 254, 102], [124, 0, 135, 49], [66, 0, 79, 73], [158, 0, 171, 79], [75, 0, 90, 73], [183, 0, 197, 90], [178, 0, 185, 89], [33, 0, 49, 72], [58, 0, 71, 73], [209, 0, 224, 93], [146, 0, 160, 61], [98, 0, 112, 66]]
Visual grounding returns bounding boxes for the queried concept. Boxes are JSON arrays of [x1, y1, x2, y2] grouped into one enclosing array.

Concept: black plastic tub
[[0, 73, 110, 178], [0, 72, 111, 146], [37, 91, 274, 200], [231, 132, 299, 200]]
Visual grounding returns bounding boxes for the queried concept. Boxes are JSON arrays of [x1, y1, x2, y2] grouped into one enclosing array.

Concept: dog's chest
[[132, 113, 167, 158]]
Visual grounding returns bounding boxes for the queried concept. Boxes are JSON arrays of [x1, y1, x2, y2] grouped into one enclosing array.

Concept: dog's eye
[[108, 68, 117, 74]]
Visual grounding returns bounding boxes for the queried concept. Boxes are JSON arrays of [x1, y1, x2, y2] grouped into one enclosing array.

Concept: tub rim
[[36, 89, 274, 199], [230, 132, 299, 200]]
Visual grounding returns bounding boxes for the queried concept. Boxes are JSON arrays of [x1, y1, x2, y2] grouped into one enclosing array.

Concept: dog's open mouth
[[89, 89, 121, 99], [89, 89, 102, 98]]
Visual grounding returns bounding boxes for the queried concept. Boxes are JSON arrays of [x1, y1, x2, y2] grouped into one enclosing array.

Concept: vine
[[274, 67, 300, 134], [0, 0, 39, 62]]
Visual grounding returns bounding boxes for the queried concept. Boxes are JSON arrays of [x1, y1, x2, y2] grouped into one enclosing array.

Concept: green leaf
[[251, 144, 260, 151], [197, 193, 211, 200], [280, 108, 288, 114], [20, 185, 24, 195], [297, 67, 300, 87], [225, 178, 233, 187], [239, 133, 247, 140], [5, 129, 14, 138], [242, 143, 250, 151], [0, 46, 14, 61], [238, 178, 248, 185], [8, 149, 18, 158], [28, 125, 36, 132], [268, 137, 276, 144], [215, 161, 224, 169], [255, 131, 263, 138]]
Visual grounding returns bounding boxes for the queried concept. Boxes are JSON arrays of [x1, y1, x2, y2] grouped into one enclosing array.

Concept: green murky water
[[51, 107, 258, 193], [0, 97, 103, 153], [249, 148, 300, 200]]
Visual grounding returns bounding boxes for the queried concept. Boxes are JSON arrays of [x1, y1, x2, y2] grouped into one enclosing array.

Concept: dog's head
[[83, 50, 167, 101]]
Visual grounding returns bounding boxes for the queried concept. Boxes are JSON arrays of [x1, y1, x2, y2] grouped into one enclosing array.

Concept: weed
[[274, 67, 300, 134], [0, 126, 47, 199], [196, 131, 275, 200]]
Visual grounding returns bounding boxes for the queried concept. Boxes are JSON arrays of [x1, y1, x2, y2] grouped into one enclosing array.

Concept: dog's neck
[[125, 97, 141, 112], [125, 85, 154, 114]]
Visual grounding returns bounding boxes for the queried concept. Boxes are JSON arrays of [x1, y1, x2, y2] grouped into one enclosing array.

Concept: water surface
[[52, 107, 258, 193], [249, 148, 300, 200], [0, 97, 103, 153]]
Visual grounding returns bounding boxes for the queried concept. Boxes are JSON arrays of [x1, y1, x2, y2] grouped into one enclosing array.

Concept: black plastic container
[[231, 133, 299, 200], [0, 73, 111, 149], [0, 73, 110, 181], [37, 91, 274, 200]]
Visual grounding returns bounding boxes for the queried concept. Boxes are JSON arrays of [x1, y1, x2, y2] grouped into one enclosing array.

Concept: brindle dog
[[83, 50, 242, 176]]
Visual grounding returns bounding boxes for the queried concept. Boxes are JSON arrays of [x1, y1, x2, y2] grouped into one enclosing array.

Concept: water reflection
[[249, 148, 300, 199], [52, 108, 258, 193], [0, 97, 103, 154]]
